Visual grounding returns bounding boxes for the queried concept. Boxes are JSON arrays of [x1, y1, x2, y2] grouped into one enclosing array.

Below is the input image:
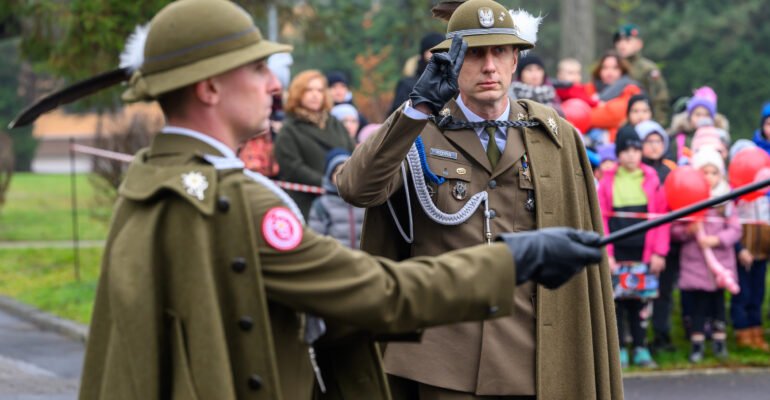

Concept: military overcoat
[[79, 133, 521, 400], [337, 99, 624, 399]]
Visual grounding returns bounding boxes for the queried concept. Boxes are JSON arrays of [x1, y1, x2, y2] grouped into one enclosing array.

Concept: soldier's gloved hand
[[408, 35, 467, 115], [498, 227, 603, 289]]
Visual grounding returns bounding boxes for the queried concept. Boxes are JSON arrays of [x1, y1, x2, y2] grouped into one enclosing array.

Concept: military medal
[[181, 171, 208, 201], [525, 191, 535, 212], [453, 181, 468, 200]]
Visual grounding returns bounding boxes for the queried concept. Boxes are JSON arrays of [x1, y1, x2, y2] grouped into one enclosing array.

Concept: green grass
[[0, 247, 101, 324], [0, 173, 113, 241], [624, 272, 770, 372]]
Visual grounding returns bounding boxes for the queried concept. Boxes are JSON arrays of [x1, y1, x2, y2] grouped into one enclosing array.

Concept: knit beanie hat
[[597, 143, 616, 162], [692, 146, 726, 177], [686, 86, 717, 118], [420, 32, 445, 54], [692, 126, 729, 155], [517, 53, 545, 80], [357, 123, 382, 144], [615, 125, 642, 156], [635, 120, 669, 153], [626, 93, 652, 118], [330, 103, 358, 121], [729, 138, 757, 161], [326, 70, 349, 87], [760, 101, 770, 129]]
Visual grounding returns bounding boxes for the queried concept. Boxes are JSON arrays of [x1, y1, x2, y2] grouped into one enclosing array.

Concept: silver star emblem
[[181, 171, 209, 201], [517, 113, 526, 121], [547, 117, 558, 136], [440, 108, 451, 117]]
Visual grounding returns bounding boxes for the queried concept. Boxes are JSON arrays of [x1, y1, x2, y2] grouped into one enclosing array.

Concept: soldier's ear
[[193, 78, 219, 106]]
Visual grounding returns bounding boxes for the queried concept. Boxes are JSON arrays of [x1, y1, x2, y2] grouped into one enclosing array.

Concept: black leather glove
[[498, 227, 603, 289], [408, 35, 467, 115]]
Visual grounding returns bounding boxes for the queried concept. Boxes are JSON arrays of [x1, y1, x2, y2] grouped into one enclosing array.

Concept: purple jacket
[[672, 206, 742, 291]]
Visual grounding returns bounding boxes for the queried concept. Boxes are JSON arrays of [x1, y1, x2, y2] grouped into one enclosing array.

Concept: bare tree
[[560, 0, 596, 81]]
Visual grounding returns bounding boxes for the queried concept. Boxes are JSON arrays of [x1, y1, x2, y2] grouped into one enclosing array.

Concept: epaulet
[[118, 148, 218, 216], [516, 99, 564, 148]]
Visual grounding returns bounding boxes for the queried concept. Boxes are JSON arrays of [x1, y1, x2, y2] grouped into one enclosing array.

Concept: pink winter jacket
[[598, 163, 670, 262], [672, 205, 742, 292]]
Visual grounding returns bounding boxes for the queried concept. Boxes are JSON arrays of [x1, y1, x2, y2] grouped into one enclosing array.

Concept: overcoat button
[[231, 257, 247, 273], [248, 374, 263, 390], [488, 209, 497, 219], [217, 196, 230, 212], [488, 305, 500, 315], [488, 180, 497, 189], [239, 316, 254, 331]]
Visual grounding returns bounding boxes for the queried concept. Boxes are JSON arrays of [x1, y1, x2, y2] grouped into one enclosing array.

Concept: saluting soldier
[[337, 0, 623, 398], [26, 0, 610, 399], [614, 23, 671, 126]]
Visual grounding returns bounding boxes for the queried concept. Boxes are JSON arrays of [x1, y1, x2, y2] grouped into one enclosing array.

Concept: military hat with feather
[[10, 0, 291, 128], [430, 0, 542, 52]]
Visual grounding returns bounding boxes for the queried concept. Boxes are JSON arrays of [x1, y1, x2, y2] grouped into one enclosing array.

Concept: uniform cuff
[[403, 100, 429, 120]]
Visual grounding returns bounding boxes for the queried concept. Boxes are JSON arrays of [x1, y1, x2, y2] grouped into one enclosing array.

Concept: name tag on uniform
[[430, 148, 458, 160]]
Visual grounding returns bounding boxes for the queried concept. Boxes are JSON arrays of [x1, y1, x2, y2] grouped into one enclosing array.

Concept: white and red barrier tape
[[604, 210, 769, 226], [71, 143, 325, 194]]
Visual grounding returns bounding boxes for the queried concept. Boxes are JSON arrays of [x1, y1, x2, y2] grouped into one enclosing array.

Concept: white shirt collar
[[162, 125, 238, 159], [456, 95, 510, 136]]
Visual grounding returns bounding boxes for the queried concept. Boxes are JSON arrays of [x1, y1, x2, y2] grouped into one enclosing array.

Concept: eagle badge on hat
[[478, 7, 494, 28], [181, 171, 209, 201]]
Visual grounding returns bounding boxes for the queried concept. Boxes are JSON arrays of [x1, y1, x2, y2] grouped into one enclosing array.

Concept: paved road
[[2, 304, 770, 400], [0, 309, 81, 399], [624, 369, 770, 400]]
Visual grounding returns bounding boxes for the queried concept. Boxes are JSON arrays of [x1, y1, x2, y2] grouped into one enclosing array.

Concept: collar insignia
[[181, 171, 209, 201], [547, 117, 558, 136]]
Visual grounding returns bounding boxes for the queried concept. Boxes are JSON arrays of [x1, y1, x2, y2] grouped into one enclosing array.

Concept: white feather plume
[[119, 24, 150, 71], [509, 9, 543, 46]]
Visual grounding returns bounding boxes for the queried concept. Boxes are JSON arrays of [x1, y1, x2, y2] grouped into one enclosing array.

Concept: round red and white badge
[[262, 207, 303, 251]]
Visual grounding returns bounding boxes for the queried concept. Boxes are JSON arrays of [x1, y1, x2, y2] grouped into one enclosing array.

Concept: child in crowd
[[626, 94, 653, 127], [554, 58, 597, 107], [637, 120, 676, 183], [754, 101, 770, 155], [599, 126, 669, 368], [509, 53, 563, 114], [672, 147, 742, 363], [732, 134, 770, 351], [668, 86, 730, 163], [308, 149, 365, 249], [330, 103, 361, 141], [691, 126, 730, 161], [594, 143, 617, 183]]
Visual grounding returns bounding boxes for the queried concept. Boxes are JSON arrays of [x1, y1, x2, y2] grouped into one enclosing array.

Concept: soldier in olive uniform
[[338, 0, 623, 399], [614, 24, 671, 126], [30, 1, 609, 399]]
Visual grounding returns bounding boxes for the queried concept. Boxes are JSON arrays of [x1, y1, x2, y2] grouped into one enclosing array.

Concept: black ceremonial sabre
[[8, 67, 132, 129], [598, 177, 770, 247]]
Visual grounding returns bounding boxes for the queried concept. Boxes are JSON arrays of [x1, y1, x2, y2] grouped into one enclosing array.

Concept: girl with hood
[[671, 147, 742, 363]]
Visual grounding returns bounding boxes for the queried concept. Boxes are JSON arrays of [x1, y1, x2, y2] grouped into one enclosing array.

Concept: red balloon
[[740, 167, 770, 202], [728, 147, 770, 201], [664, 166, 710, 217], [562, 98, 591, 134]]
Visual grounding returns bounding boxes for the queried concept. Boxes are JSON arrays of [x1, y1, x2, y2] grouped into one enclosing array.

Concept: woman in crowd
[[274, 70, 356, 218], [585, 51, 642, 144]]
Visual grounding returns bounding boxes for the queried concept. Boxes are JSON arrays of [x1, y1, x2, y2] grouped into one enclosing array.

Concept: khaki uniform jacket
[[79, 133, 520, 400], [627, 53, 670, 125], [337, 100, 623, 399]]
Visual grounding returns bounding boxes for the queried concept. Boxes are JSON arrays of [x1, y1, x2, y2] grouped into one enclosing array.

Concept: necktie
[[485, 126, 501, 168]]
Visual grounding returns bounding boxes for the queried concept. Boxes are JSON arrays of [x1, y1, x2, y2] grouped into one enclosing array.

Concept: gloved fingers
[[567, 242, 604, 265], [447, 35, 463, 65], [431, 52, 451, 67], [566, 229, 602, 247], [451, 39, 468, 77]]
